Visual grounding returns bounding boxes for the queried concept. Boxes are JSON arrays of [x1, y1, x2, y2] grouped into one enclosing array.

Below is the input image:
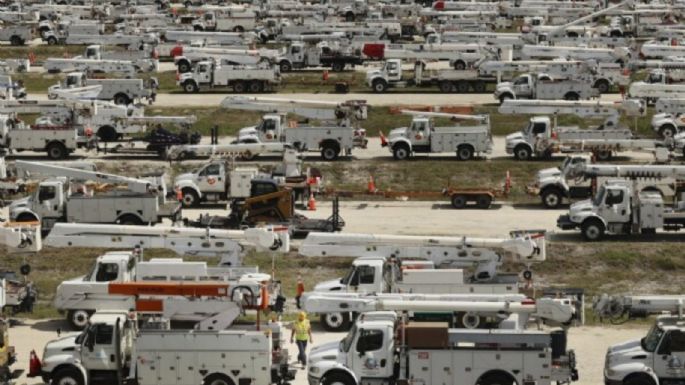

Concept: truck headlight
[[309, 367, 320, 374], [605, 368, 615, 377]]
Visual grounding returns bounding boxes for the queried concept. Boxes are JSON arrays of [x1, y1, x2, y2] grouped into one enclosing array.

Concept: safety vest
[[294, 319, 310, 341]]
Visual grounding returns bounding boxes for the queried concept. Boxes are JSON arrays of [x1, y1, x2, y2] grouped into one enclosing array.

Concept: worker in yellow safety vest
[[290, 311, 313, 368]]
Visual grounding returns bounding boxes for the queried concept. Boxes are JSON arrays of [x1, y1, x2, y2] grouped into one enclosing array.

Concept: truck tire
[[513, 145, 531, 161], [233, 81, 247, 93], [46, 36, 57, 45], [581, 219, 605, 242], [594, 150, 612, 161], [67, 309, 91, 330], [594, 79, 610, 94], [321, 144, 340, 160], [473, 81, 486, 93], [541, 188, 563, 209], [181, 188, 200, 208], [51, 367, 84, 385], [279, 61, 292, 73], [372, 79, 388, 93], [392, 144, 410, 160], [456, 145, 474, 160], [624, 375, 656, 385], [183, 81, 199, 93], [451, 194, 467, 209], [233, 26, 244, 32], [177, 60, 191, 73], [322, 372, 355, 385], [9, 35, 22, 46], [203, 374, 235, 385], [564, 92, 580, 101], [331, 61, 345, 72], [97, 125, 118, 142], [117, 214, 144, 226], [455, 80, 470, 93], [321, 312, 351, 331], [46, 142, 67, 160], [478, 372, 515, 385], [498, 94, 513, 104], [345, 12, 355, 22], [456, 312, 484, 328], [248, 80, 263, 93], [113, 93, 130, 105], [476, 194, 492, 209], [659, 124, 677, 138], [439, 80, 454, 93], [453, 60, 466, 70]]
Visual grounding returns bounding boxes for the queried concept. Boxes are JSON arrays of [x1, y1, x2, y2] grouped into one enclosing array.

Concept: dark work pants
[[296, 339, 308, 365]]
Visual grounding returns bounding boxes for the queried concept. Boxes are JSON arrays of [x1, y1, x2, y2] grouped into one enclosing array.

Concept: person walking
[[295, 275, 305, 309], [291, 311, 313, 368]]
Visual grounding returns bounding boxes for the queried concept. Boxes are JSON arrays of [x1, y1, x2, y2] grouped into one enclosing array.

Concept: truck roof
[[98, 251, 135, 263], [89, 310, 130, 324]]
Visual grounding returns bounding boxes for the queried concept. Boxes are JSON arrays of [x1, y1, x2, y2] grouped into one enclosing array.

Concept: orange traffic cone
[[367, 175, 377, 193], [308, 192, 316, 211]]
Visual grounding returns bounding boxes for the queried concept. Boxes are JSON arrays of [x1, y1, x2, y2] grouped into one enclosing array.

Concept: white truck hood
[[535, 167, 562, 186], [387, 127, 408, 143], [8, 196, 31, 218], [606, 339, 651, 368], [174, 172, 195, 185], [313, 278, 345, 292], [365, 69, 382, 81], [308, 340, 342, 365], [238, 126, 258, 139], [567, 199, 595, 222], [496, 81, 513, 91]]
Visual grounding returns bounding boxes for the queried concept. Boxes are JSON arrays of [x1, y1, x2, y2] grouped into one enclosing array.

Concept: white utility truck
[[494, 73, 600, 103], [8, 161, 181, 232], [381, 110, 492, 160], [557, 178, 685, 240], [178, 60, 281, 93], [174, 148, 308, 207], [0, 75, 26, 100], [529, 159, 685, 209], [224, 96, 368, 160], [595, 294, 685, 385], [276, 41, 364, 72], [308, 312, 579, 385], [366, 60, 501, 93], [0, 25, 31, 46], [299, 230, 547, 330], [48, 72, 158, 105], [628, 81, 685, 103]]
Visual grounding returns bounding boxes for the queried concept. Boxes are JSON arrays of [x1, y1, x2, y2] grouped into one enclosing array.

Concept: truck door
[[410, 119, 430, 149], [347, 265, 378, 293], [34, 184, 62, 219], [291, 44, 304, 64], [260, 118, 278, 142], [351, 328, 394, 380], [597, 187, 630, 224], [197, 163, 224, 193], [386, 61, 401, 81], [81, 323, 119, 372], [513, 75, 532, 97], [197, 63, 210, 84], [653, 330, 685, 380]]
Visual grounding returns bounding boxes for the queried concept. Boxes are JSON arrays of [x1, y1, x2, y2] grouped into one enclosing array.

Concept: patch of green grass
[[0, 45, 86, 62]]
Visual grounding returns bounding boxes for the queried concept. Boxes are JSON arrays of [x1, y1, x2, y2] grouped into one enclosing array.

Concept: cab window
[[200, 164, 221, 176], [356, 329, 384, 352], [357, 265, 375, 284], [605, 189, 624, 206], [532, 122, 547, 135], [95, 263, 119, 282], [514, 76, 529, 85], [38, 186, 56, 202], [94, 324, 114, 345], [262, 119, 276, 132]]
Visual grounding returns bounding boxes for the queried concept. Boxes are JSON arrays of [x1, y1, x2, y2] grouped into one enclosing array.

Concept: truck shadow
[[549, 232, 685, 242], [29, 318, 69, 332], [511, 203, 568, 211], [430, 203, 504, 210]]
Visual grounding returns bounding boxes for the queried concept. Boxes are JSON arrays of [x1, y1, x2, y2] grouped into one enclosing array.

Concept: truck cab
[[237, 113, 287, 144], [84, 45, 102, 60], [385, 115, 433, 159], [9, 179, 67, 226], [530, 155, 591, 208], [40, 311, 134, 385], [174, 162, 258, 207], [605, 316, 685, 385], [366, 59, 404, 92], [177, 60, 213, 91], [504, 116, 552, 160]]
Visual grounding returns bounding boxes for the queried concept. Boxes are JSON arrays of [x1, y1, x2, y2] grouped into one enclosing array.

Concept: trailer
[[367, 60, 502, 93]]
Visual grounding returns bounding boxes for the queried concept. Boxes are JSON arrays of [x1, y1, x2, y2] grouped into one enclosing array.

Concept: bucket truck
[[299, 230, 547, 330], [528, 157, 685, 208], [628, 81, 685, 104], [308, 312, 578, 385], [222, 96, 368, 160], [499, 99, 667, 161], [8, 161, 181, 233], [494, 73, 600, 103], [557, 174, 685, 240], [177, 60, 281, 94], [36, 279, 295, 385], [380, 110, 492, 160], [48, 72, 158, 106], [595, 294, 685, 385]]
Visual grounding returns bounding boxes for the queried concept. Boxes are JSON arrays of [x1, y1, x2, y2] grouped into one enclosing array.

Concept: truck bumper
[[526, 184, 540, 196], [604, 375, 622, 385], [308, 374, 322, 385], [556, 215, 578, 230]]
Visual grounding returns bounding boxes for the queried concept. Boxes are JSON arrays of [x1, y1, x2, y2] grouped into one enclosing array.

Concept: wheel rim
[[72, 310, 89, 329], [585, 225, 600, 240], [324, 148, 336, 159], [185, 83, 194, 92], [462, 313, 480, 328], [58, 376, 79, 385], [516, 148, 528, 159], [453, 197, 465, 208], [183, 193, 195, 206], [459, 148, 471, 159], [395, 148, 407, 159], [325, 313, 344, 328], [50, 147, 63, 159], [663, 127, 675, 138], [544, 193, 559, 207]]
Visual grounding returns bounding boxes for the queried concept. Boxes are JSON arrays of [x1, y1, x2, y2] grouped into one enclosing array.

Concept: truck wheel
[[67, 310, 91, 330], [456, 145, 474, 160], [453, 60, 466, 70], [322, 372, 355, 385], [233, 26, 244, 32], [345, 12, 355, 22], [456, 312, 484, 328], [321, 145, 340, 160], [455, 80, 470, 93], [97, 126, 118, 142], [279, 61, 292, 73], [624, 375, 656, 385], [181, 189, 200, 208], [473, 81, 486, 93], [439, 80, 454, 93], [203, 374, 234, 385], [178, 61, 191, 73], [113, 93, 130, 105], [660, 124, 677, 138], [498, 94, 513, 104], [9, 35, 22, 46], [564, 92, 580, 101], [392, 144, 410, 160], [47, 36, 57, 45], [595, 79, 610, 94], [321, 312, 350, 331], [183, 81, 199, 93], [118, 214, 144, 226], [476, 195, 492, 209], [46, 142, 67, 160], [478, 372, 515, 385], [451, 194, 467, 209], [233, 81, 247, 93], [581, 219, 605, 242], [331, 61, 345, 72], [248, 80, 263, 93], [513, 145, 531, 161], [15, 213, 38, 223], [372, 79, 388, 93], [594, 150, 612, 161], [541, 189, 563, 209], [51, 367, 84, 385]]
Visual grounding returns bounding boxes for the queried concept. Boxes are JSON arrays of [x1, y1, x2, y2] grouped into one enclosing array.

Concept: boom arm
[[594, 294, 685, 320], [581, 164, 685, 178], [498, 99, 646, 117], [401, 110, 490, 124], [547, 0, 633, 38], [221, 96, 368, 125]]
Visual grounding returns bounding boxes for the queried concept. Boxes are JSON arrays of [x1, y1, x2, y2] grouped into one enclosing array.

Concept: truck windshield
[[560, 157, 572, 171], [642, 324, 665, 352], [592, 186, 606, 206], [340, 266, 355, 285], [341, 324, 357, 353]]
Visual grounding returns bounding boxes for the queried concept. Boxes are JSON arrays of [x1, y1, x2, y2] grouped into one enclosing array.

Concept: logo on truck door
[[417, 352, 429, 359], [208, 177, 216, 185]]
